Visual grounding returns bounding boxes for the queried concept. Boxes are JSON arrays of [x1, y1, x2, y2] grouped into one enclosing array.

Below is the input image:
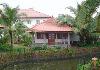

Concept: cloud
[[0, 0, 85, 17]]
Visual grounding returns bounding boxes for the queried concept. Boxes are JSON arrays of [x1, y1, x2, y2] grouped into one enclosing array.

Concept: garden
[[0, 0, 100, 70]]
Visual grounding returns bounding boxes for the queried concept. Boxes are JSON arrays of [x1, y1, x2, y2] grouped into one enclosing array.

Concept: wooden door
[[48, 33, 55, 45]]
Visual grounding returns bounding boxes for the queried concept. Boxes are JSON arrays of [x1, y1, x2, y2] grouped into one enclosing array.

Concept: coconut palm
[[57, 14, 75, 26], [96, 13, 100, 33], [0, 4, 19, 47], [58, 0, 100, 44], [75, 0, 100, 44], [14, 21, 27, 44]]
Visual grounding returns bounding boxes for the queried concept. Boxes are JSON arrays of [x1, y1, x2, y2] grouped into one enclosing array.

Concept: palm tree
[[14, 21, 27, 44], [96, 13, 100, 33], [75, 0, 100, 44], [57, 14, 75, 26], [0, 4, 19, 47], [58, 0, 100, 44]]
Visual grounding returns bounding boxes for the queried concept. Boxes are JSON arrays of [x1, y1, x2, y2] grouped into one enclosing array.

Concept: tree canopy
[[57, 0, 100, 45]]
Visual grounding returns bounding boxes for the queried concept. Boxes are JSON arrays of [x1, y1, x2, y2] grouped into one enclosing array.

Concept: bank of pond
[[0, 46, 100, 70]]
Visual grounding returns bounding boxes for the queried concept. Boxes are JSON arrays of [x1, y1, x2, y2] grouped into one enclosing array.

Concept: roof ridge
[[18, 8, 51, 18]]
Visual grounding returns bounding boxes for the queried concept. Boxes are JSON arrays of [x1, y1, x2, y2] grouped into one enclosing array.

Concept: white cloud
[[0, 0, 85, 17]]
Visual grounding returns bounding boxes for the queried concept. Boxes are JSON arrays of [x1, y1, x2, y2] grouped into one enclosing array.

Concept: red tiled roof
[[30, 18, 72, 32], [18, 8, 51, 18]]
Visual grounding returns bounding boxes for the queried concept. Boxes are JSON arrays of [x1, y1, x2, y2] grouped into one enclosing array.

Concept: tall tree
[[96, 13, 100, 33], [0, 4, 19, 47], [57, 0, 100, 44], [75, 0, 100, 44], [57, 14, 75, 26]]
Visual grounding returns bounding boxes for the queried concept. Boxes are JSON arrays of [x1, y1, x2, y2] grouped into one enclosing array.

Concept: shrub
[[77, 63, 91, 70], [95, 42, 100, 47], [32, 47, 45, 51], [42, 44, 48, 50], [52, 45, 61, 49], [21, 33, 32, 47], [0, 44, 12, 52]]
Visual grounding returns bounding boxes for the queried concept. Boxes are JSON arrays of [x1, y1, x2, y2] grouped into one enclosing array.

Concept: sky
[[0, 0, 86, 17]]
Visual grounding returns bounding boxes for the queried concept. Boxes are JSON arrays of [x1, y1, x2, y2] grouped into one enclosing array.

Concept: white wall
[[35, 38, 68, 44], [21, 18, 49, 28], [35, 39, 48, 43]]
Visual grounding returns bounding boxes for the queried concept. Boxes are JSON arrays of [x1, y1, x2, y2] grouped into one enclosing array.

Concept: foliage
[[97, 59, 100, 66], [0, 4, 32, 47], [57, 14, 75, 25], [75, 0, 100, 44], [32, 47, 47, 51], [78, 41, 100, 48], [0, 44, 12, 52], [77, 59, 100, 70], [52, 45, 61, 49], [57, 0, 100, 46], [0, 29, 9, 44], [66, 0, 100, 45], [0, 4, 19, 47], [0, 46, 100, 66], [96, 13, 100, 32], [77, 63, 91, 70], [13, 21, 28, 44], [21, 32, 32, 46]]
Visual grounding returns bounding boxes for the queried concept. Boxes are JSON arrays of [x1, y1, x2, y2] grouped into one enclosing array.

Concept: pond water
[[3, 58, 91, 70]]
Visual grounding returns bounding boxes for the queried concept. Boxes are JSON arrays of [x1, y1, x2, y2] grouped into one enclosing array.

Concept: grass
[[14, 44, 26, 48], [7, 43, 100, 54]]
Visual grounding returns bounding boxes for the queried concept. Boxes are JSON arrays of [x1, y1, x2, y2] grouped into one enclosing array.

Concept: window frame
[[57, 33, 67, 39], [36, 20, 40, 24], [37, 33, 44, 39]]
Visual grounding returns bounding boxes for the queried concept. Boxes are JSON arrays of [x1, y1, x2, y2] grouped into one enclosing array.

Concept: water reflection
[[4, 58, 91, 70]]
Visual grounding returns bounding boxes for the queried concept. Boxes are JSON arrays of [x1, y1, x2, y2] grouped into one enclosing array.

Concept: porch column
[[68, 32, 70, 47], [43, 33, 46, 39], [43, 33, 47, 43], [55, 33, 57, 39], [55, 33, 57, 44]]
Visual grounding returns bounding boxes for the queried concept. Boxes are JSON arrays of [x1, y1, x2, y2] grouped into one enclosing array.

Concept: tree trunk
[[9, 30, 13, 48]]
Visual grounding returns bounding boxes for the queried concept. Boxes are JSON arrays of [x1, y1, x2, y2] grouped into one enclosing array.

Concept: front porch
[[32, 32, 71, 46]]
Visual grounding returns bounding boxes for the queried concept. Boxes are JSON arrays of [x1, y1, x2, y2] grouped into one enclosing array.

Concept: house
[[18, 8, 51, 27], [29, 18, 80, 46]]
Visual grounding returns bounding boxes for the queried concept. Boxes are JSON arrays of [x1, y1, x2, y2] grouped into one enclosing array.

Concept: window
[[57, 33, 67, 39], [37, 33, 44, 39], [62, 33, 67, 39], [27, 20, 31, 24], [45, 33, 49, 39], [57, 33, 62, 39], [36, 20, 40, 24]]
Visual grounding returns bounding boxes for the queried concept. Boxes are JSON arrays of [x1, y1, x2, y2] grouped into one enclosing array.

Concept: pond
[[3, 58, 91, 70]]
